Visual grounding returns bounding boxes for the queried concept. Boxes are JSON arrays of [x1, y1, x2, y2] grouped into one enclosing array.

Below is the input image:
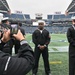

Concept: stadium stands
[[2, 12, 10, 17], [9, 13, 25, 20], [66, 0, 75, 14], [0, 0, 11, 20], [0, 0, 10, 12], [16, 14, 24, 20], [65, 14, 72, 19], [53, 15, 60, 19], [0, 0, 72, 34], [22, 25, 70, 34], [47, 15, 52, 20], [59, 14, 65, 19], [47, 14, 72, 20], [10, 13, 17, 19], [24, 14, 30, 19]]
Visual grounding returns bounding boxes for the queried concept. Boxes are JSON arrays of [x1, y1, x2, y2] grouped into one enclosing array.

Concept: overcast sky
[[7, 0, 72, 19]]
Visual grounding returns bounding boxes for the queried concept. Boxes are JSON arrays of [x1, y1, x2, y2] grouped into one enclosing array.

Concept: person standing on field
[[32, 20, 51, 75]]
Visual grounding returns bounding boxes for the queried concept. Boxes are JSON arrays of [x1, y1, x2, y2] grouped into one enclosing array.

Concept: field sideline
[[26, 34, 69, 75]]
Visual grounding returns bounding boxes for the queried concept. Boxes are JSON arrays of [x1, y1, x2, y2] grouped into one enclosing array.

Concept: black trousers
[[69, 45, 75, 75], [69, 56, 75, 75], [32, 47, 50, 75]]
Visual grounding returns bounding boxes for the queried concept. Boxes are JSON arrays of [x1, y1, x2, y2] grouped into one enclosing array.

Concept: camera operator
[[1, 17, 13, 54], [0, 29, 34, 75]]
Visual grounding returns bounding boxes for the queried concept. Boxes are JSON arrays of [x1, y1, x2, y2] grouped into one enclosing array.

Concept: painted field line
[[50, 61, 62, 64]]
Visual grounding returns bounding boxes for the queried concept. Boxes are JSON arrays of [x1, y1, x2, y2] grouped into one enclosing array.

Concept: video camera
[[0, 24, 18, 38], [10, 24, 18, 34]]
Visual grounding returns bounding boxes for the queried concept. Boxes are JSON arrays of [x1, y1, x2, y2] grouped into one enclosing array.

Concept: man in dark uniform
[[0, 29, 34, 75], [67, 16, 75, 75], [32, 20, 51, 75]]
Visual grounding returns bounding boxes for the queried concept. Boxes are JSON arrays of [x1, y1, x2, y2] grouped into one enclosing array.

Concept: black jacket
[[0, 23, 13, 54], [0, 24, 25, 54], [67, 26, 75, 57], [67, 26, 75, 45], [0, 40, 34, 75], [32, 29, 50, 46]]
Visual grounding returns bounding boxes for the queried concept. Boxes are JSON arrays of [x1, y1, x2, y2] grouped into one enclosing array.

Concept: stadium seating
[[10, 13, 25, 20], [10, 13, 18, 19], [24, 14, 30, 19], [1, 12, 72, 34], [47, 15, 52, 20], [2, 12, 10, 17], [47, 14, 72, 20], [53, 15, 60, 19], [16, 14, 24, 20], [22, 25, 70, 34], [59, 14, 65, 19]]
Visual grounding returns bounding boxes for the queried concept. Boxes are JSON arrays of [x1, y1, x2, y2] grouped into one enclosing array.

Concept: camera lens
[[11, 24, 18, 34]]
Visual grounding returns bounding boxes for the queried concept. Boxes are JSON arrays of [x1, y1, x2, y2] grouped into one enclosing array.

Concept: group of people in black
[[0, 17, 51, 75], [0, 17, 25, 55], [1, 14, 75, 75], [0, 17, 34, 75]]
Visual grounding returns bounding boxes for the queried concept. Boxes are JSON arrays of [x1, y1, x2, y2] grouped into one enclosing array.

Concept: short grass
[[27, 52, 69, 75]]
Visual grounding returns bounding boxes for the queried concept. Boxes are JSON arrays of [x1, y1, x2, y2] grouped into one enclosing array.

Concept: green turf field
[[27, 52, 68, 75], [26, 34, 69, 75]]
